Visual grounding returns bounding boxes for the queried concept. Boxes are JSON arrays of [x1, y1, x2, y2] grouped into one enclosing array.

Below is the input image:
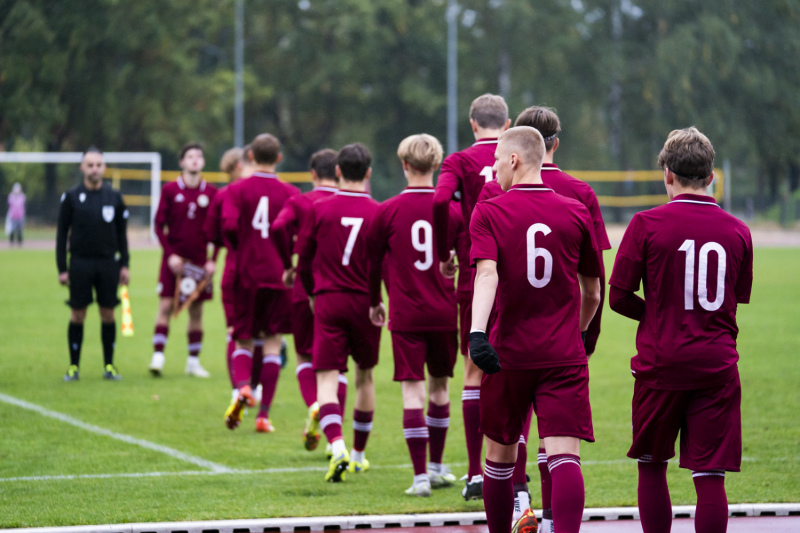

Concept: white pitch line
[[0, 391, 233, 474]]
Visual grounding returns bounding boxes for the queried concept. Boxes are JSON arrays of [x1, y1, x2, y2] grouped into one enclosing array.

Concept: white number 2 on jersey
[[341, 217, 364, 266], [480, 166, 494, 183], [678, 239, 726, 311], [411, 220, 433, 271], [252, 196, 269, 238], [526, 223, 553, 288]]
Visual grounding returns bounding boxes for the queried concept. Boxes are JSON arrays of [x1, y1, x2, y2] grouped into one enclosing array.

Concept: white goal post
[[0, 151, 162, 240]]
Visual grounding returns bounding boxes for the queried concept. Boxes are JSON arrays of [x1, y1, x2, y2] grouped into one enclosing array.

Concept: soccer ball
[[511, 508, 539, 533]]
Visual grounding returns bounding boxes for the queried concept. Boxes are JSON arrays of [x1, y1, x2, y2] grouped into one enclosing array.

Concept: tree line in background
[[1, 0, 799, 221]]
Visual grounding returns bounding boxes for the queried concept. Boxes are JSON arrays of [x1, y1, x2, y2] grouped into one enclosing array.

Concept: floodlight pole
[[234, 0, 245, 147], [446, 0, 459, 154]]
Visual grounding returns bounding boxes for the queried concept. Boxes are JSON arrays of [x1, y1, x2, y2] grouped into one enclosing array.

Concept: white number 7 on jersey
[[341, 217, 364, 266]]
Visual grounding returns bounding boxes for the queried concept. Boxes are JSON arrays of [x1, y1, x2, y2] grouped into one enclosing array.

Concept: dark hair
[[469, 94, 509, 129], [337, 143, 372, 181], [82, 145, 104, 158], [657, 127, 715, 189], [179, 142, 204, 161], [514, 106, 561, 151], [251, 133, 281, 164], [309, 149, 338, 179]]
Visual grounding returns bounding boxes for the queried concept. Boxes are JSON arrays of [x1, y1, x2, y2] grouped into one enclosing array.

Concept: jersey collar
[[542, 163, 560, 171], [670, 193, 720, 207], [508, 184, 553, 192], [252, 171, 278, 180], [337, 189, 371, 198], [313, 186, 338, 193], [473, 138, 499, 146], [401, 186, 435, 194], [177, 176, 206, 190]]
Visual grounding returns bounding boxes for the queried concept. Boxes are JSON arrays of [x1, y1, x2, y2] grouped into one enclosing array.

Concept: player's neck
[[513, 171, 544, 187], [405, 173, 434, 188], [181, 171, 202, 188], [83, 178, 103, 191], [250, 164, 278, 174], [543, 151, 556, 164], [316, 178, 338, 189], [340, 179, 368, 192], [670, 183, 711, 199], [473, 129, 503, 141]]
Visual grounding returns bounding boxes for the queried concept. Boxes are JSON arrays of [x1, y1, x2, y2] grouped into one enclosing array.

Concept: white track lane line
[[0, 391, 233, 473]]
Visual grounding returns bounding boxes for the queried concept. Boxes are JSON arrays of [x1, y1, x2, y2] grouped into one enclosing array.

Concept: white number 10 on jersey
[[679, 239, 726, 311]]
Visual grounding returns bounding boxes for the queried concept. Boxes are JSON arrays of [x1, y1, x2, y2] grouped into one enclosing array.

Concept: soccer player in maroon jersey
[[150, 142, 217, 378], [432, 93, 511, 499], [366, 134, 459, 496], [221, 134, 300, 432], [272, 148, 346, 451], [294, 143, 381, 482], [469, 127, 601, 533], [609, 128, 753, 533]]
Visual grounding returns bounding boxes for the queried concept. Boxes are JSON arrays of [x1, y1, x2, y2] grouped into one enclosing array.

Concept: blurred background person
[[6, 182, 26, 246]]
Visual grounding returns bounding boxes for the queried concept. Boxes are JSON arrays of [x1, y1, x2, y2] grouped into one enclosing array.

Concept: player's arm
[[115, 194, 130, 285], [608, 214, 647, 321], [221, 189, 241, 250], [576, 208, 603, 341], [734, 231, 754, 304], [295, 210, 318, 297], [578, 274, 601, 334], [153, 190, 174, 257], [272, 200, 299, 270], [366, 207, 388, 326], [55, 192, 73, 283], [608, 285, 644, 321], [433, 157, 461, 262], [467, 203, 501, 374]]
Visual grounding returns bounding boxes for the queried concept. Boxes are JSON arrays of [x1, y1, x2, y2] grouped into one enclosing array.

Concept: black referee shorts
[[67, 257, 121, 309]]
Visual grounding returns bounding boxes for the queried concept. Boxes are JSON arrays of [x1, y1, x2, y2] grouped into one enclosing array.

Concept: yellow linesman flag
[[120, 286, 134, 337]]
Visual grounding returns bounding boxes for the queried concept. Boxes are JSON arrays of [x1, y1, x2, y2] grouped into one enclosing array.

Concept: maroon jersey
[[296, 190, 380, 295], [433, 138, 499, 261], [273, 186, 338, 303], [155, 177, 217, 265], [367, 187, 457, 331], [451, 202, 470, 294], [222, 172, 300, 290], [470, 184, 602, 369], [609, 193, 753, 390], [204, 182, 237, 287]]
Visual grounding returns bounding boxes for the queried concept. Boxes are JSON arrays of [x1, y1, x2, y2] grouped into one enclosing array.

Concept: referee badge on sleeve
[[102, 206, 115, 222]]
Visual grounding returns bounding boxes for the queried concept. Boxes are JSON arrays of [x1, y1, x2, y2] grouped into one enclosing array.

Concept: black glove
[[581, 330, 588, 346], [469, 331, 501, 374]]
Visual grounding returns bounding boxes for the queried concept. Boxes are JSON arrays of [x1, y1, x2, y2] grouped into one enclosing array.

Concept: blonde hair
[[397, 134, 444, 173], [220, 147, 244, 174], [469, 94, 509, 129], [498, 127, 545, 169], [657, 127, 715, 188]]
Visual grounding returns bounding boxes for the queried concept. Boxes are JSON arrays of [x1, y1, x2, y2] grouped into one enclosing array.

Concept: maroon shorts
[[628, 374, 742, 472], [480, 365, 594, 446], [391, 330, 458, 382], [457, 291, 472, 356], [232, 287, 292, 340], [156, 259, 213, 302], [312, 292, 381, 372], [292, 300, 314, 357]]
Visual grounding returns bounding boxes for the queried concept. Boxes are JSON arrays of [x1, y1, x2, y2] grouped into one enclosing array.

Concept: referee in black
[[56, 147, 130, 381]]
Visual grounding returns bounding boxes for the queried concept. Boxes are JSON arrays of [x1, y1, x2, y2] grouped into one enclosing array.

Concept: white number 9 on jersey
[[526, 223, 553, 288], [411, 220, 433, 271]]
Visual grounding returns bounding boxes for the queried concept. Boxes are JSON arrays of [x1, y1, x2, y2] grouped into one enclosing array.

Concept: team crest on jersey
[[175, 193, 185, 203], [79, 193, 86, 203], [102, 205, 115, 222], [197, 194, 209, 208]]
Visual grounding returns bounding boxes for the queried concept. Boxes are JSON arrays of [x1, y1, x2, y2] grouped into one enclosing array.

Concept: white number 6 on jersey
[[526, 223, 553, 288]]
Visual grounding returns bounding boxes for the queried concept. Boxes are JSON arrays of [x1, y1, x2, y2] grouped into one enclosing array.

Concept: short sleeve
[[577, 209, 602, 277], [734, 231, 754, 304], [585, 191, 611, 250], [469, 203, 497, 266], [609, 213, 646, 292]]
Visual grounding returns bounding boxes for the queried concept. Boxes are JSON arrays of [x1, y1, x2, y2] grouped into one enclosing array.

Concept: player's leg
[[350, 366, 374, 472], [542, 437, 584, 533], [185, 300, 209, 377], [96, 258, 121, 380], [64, 257, 93, 381], [250, 338, 264, 401], [426, 330, 457, 488], [225, 288, 260, 429], [318, 368, 349, 481], [151, 259, 176, 375], [484, 438, 518, 533], [537, 437, 553, 532], [255, 333, 282, 433], [402, 379, 431, 496], [459, 293, 485, 495], [512, 408, 534, 522]]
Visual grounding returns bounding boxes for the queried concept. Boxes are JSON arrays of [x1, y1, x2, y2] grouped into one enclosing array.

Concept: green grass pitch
[[0, 247, 798, 527]]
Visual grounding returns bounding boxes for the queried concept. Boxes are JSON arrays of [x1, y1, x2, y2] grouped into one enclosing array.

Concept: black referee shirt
[[56, 182, 130, 273]]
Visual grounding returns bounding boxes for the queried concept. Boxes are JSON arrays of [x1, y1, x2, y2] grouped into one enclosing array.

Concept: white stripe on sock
[[538, 453, 547, 464], [426, 416, 450, 428], [692, 471, 725, 478], [152, 334, 167, 345], [296, 362, 313, 375], [484, 464, 515, 480], [319, 414, 342, 430], [232, 349, 252, 359], [403, 428, 430, 439], [461, 390, 480, 400], [338, 374, 349, 385], [518, 435, 526, 445], [187, 342, 202, 351], [262, 354, 282, 366], [253, 340, 265, 347], [353, 421, 373, 432], [548, 457, 581, 472]]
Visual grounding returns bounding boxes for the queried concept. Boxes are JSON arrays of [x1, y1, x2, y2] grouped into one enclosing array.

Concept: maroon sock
[[513, 407, 533, 485], [187, 330, 202, 357], [693, 472, 728, 533], [427, 401, 449, 465], [483, 459, 515, 533], [548, 454, 585, 533], [638, 461, 672, 533], [250, 340, 264, 389], [403, 408, 429, 476], [538, 447, 552, 516], [352, 409, 373, 452], [337, 373, 348, 414], [153, 325, 168, 353], [258, 354, 281, 417], [230, 348, 252, 389], [295, 362, 317, 407], [462, 386, 483, 478], [319, 402, 343, 444], [226, 336, 236, 389]]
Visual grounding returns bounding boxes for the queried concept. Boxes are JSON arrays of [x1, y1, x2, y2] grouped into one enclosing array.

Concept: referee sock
[[693, 471, 728, 533], [258, 354, 281, 417], [462, 386, 483, 478], [352, 409, 373, 452], [638, 461, 671, 533], [426, 401, 449, 465], [295, 362, 317, 407], [403, 408, 429, 476], [483, 459, 515, 533], [548, 454, 584, 533], [250, 340, 264, 390], [187, 330, 202, 358], [101, 322, 116, 366], [153, 325, 168, 353], [68, 322, 84, 366]]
